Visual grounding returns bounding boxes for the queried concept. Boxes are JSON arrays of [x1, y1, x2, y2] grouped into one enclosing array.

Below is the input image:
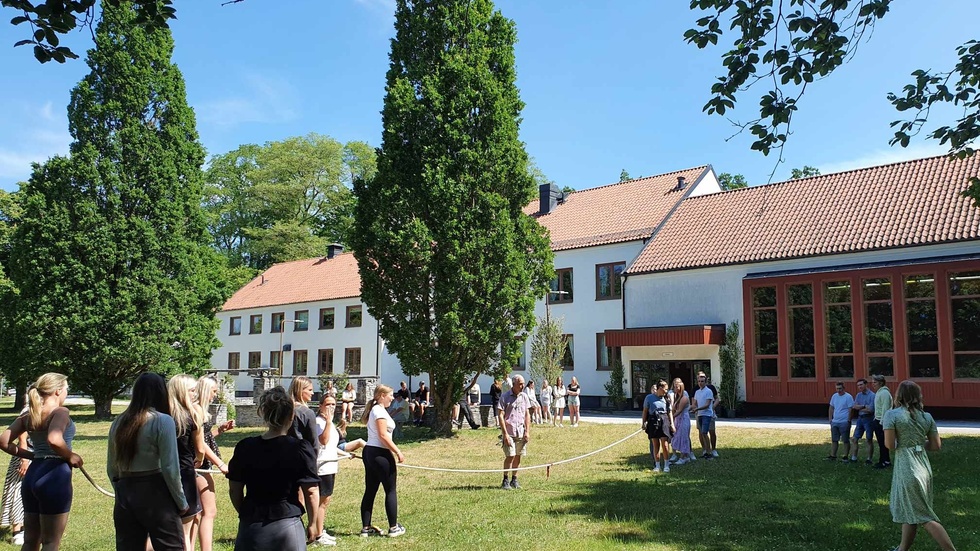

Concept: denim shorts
[[697, 416, 712, 434], [852, 416, 874, 440], [830, 422, 850, 442]]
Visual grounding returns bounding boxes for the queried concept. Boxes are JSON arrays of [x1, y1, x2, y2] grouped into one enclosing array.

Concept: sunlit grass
[[0, 401, 977, 550]]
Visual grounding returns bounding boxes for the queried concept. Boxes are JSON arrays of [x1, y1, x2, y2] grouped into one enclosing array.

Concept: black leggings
[[360, 445, 397, 528], [873, 418, 891, 464]]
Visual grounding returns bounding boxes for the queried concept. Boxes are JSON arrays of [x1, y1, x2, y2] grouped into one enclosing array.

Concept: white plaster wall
[[687, 167, 722, 197], [212, 297, 381, 394]]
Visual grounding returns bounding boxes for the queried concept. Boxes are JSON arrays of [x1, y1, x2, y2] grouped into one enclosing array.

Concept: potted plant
[[603, 359, 628, 410], [718, 321, 744, 418]]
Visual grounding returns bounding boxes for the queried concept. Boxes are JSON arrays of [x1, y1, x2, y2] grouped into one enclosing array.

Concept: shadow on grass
[[558, 437, 980, 551]]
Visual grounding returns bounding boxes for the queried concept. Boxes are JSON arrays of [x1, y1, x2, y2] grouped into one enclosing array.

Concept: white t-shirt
[[366, 404, 395, 448], [693, 387, 715, 417], [829, 392, 855, 424], [315, 417, 339, 475], [469, 383, 481, 397]]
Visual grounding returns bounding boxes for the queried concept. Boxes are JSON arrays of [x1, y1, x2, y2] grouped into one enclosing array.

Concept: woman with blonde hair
[[340, 383, 356, 424], [567, 376, 582, 427], [359, 385, 405, 538], [883, 380, 957, 551], [194, 376, 235, 551], [0, 373, 81, 551], [288, 377, 319, 453], [107, 372, 186, 550], [228, 386, 319, 550], [168, 374, 205, 551], [668, 378, 695, 465]]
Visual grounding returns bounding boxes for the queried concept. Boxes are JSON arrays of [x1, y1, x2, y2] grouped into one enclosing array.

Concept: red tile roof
[[221, 253, 361, 312], [628, 155, 980, 274], [527, 166, 710, 251]]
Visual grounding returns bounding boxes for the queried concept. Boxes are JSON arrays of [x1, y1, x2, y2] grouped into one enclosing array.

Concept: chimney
[[539, 183, 563, 215], [327, 243, 345, 259], [676, 176, 687, 190]]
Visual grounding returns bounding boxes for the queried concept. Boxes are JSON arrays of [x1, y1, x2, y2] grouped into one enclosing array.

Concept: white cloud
[[0, 103, 71, 186], [818, 142, 950, 175], [195, 73, 299, 127]]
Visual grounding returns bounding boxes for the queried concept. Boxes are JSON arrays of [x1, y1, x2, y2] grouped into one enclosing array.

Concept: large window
[[752, 286, 779, 377], [824, 281, 854, 378], [596, 262, 625, 300], [270, 351, 281, 373], [863, 278, 894, 376], [346, 305, 362, 328], [562, 335, 575, 370], [549, 268, 574, 304], [249, 315, 262, 334], [248, 351, 261, 373], [319, 308, 335, 330], [271, 312, 284, 333], [293, 350, 308, 376], [905, 274, 939, 378], [950, 271, 980, 379], [318, 349, 334, 375], [227, 352, 240, 375], [294, 310, 309, 331], [345, 348, 362, 375], [788, 283, 816, 378], [596, 333, 620, 371], [229, 317, 241, 336]]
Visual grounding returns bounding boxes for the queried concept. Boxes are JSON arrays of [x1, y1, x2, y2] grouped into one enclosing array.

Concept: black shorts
[[645, 419, 674, 440], [179, 469, 202, 518], [318, 474, 335, 497]]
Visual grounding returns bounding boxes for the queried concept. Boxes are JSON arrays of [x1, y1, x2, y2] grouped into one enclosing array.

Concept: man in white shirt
[[691, 373, 715, 459], [827, 382, 855, 461]]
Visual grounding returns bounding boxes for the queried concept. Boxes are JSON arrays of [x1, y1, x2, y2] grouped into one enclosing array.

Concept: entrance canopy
[[605, 325, 725, 347]]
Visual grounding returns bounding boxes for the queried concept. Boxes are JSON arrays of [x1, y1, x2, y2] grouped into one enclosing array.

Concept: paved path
[[578, 411, 980, 435]]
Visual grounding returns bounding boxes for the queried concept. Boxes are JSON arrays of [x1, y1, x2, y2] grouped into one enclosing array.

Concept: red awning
[[604, 325, 725, 347]]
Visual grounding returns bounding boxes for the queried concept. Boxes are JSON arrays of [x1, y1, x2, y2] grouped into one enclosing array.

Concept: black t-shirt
[[227, 435, 319, 523], [175, 417, 198, 473], [289, 405, 320, 452], [415, 387, 429, 402], [489, 385, 502, 408], [568, 384, 580, 395]]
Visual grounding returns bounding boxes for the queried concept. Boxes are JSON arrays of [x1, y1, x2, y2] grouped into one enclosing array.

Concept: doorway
[[630, 359, 711, 409]]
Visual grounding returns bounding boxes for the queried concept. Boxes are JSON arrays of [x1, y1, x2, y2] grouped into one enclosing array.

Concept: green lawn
[[0, 402, 977, 550]]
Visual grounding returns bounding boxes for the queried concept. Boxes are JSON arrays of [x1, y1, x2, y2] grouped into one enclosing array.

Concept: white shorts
[[502, 438, 527, 457]]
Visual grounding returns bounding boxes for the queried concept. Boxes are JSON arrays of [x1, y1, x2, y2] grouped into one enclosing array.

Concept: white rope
[[395, 428, 644, 474], [79, 466, 115, 498]]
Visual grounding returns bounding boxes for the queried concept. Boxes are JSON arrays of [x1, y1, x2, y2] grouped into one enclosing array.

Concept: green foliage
[[203, 135, 376, 270], [603, 359, 627, 409], [7, 1, 227, 418], [718, 320, 744, 415], [790, 165, 821, 179], [528, 315, 567, 389], [717, 172, 748, 190], [619, 169, 632, 182], [351, 0, 554, 435]]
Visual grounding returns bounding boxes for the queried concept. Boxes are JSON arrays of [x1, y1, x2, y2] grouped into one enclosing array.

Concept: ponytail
[[27, 386, 43, 431], [361, 384, 393, 423], [26, 373, 68, 430]]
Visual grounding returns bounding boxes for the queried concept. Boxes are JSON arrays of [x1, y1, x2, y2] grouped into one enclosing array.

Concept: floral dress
[[883, 408, 939, 524]]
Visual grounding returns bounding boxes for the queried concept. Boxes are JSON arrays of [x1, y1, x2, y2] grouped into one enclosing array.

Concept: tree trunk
[[431, 383, 456, 437], [94, 395, 114, 420], [10, 384, 26, 411]]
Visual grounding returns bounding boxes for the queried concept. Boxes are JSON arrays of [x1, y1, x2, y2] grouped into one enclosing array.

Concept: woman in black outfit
[[228, 387, 319, 550]]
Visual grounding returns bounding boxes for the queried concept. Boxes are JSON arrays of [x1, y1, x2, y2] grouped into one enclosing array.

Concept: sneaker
[[360, 526, 385, 537], [850, 456, 858, 462], [840, 457, 851, 463], [314, 533, 337, 546], [688, 453, 697, 462], [873, 462, 888, 470], [712, 450, 719, 458], [825, 455, 838, 461], [663, 463, 670, 473], [865, 459, 873, 465], [12, 532, 24, 546], [653, 464, 661, 473], [675, 457, 689, 465], [317, 532, 337, 543], [667, 454, 679, 463], [501, 479, 512, 490], [387, 524, 406, 538], [510, 478, 521, 489]]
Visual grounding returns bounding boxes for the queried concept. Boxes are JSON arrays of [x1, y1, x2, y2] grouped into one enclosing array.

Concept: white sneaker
[[712, 450, 720, 458], [675, 457, 689, 465], [663, 463, 670, 473], [315, 532, 337, 546], [653, 464, 661, 473], [689, 453, 697, 461], [667, 454, 679, 463], [12, 532, 24, 546]]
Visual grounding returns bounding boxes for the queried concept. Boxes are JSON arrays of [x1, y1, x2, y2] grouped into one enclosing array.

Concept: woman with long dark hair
[[0, 372, 81, 551], [359, 384, 405, 538], [228, 387, 319, 550], [883, 380, 957, 551], [107, 373, 187, 550]]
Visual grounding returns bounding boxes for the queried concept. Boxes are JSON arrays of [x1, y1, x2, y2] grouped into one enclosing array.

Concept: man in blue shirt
[[849, 378, 875, 464]]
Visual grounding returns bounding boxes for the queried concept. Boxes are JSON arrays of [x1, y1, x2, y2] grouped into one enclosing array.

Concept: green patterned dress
[[883, 408, 939, 524]]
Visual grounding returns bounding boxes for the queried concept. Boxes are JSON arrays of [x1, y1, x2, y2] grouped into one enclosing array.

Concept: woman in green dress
[[883, 380, 956, 551]]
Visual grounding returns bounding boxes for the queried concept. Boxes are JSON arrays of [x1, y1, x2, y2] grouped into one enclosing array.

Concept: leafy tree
[[717, 172, 748, 190], [685, 1, 980, 203], [718, 320, 744, 416], [528, 315, 567, 392], [351, 0, 554, 436], [790, 165, 821, 179], [8, 0, 227, 418], [0, 190, 28, 406], [203, 135, 375, 270], [603, 359, 627, 409], [619, 169, 632, 182]]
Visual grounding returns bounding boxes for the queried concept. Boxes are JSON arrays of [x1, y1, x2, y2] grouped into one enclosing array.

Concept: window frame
[[562, 334, 575, 371], [294, 310, 309, 331], [271, 312, 285, 333], [227, 352, 240, 375], [229, 316, 241, 336], [249, 314, 262, 335], [317, 348, 334, 375], [345, 347, 362, 375], [319, 307, 335, 330], [293, 349, 308, 376], [595, 262, 626, 301], [548, 268, 574, 304], [346, 305, 363, 328]]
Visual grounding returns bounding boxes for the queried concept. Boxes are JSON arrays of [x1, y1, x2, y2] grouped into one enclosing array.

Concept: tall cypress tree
[[9, 0, 225, 418], [351, 0, 553, 435]]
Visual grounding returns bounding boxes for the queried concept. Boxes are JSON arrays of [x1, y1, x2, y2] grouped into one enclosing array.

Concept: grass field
[[0, 402, 977, 551]]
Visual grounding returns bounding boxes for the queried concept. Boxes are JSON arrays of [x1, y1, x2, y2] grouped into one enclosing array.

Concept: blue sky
[[1, 0, 977, 193]]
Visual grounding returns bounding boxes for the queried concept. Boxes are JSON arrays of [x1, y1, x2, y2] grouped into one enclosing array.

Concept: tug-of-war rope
[[79, 429, 644, 498]]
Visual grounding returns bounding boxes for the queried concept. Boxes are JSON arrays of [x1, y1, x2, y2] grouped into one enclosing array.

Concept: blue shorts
[[830, 422, 850, 443], [22, 458, 73, 515], [697, 416, 712, 434], [852, 416, 874, 440]]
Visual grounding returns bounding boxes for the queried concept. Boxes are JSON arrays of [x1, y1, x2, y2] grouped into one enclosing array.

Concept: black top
[[415, 387, 429, 402], [227, 435, 319, 523], [489, 385, 502, 409], [175, 417, 198, 473], [289, 405, 320, 452], [568, 384, 580, 394]]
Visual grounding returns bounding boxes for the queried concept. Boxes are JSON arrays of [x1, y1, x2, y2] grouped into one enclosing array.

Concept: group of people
[[488, 376, 583, 428], [827, 374, 894, 468], [641, 372, 720, 473]]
